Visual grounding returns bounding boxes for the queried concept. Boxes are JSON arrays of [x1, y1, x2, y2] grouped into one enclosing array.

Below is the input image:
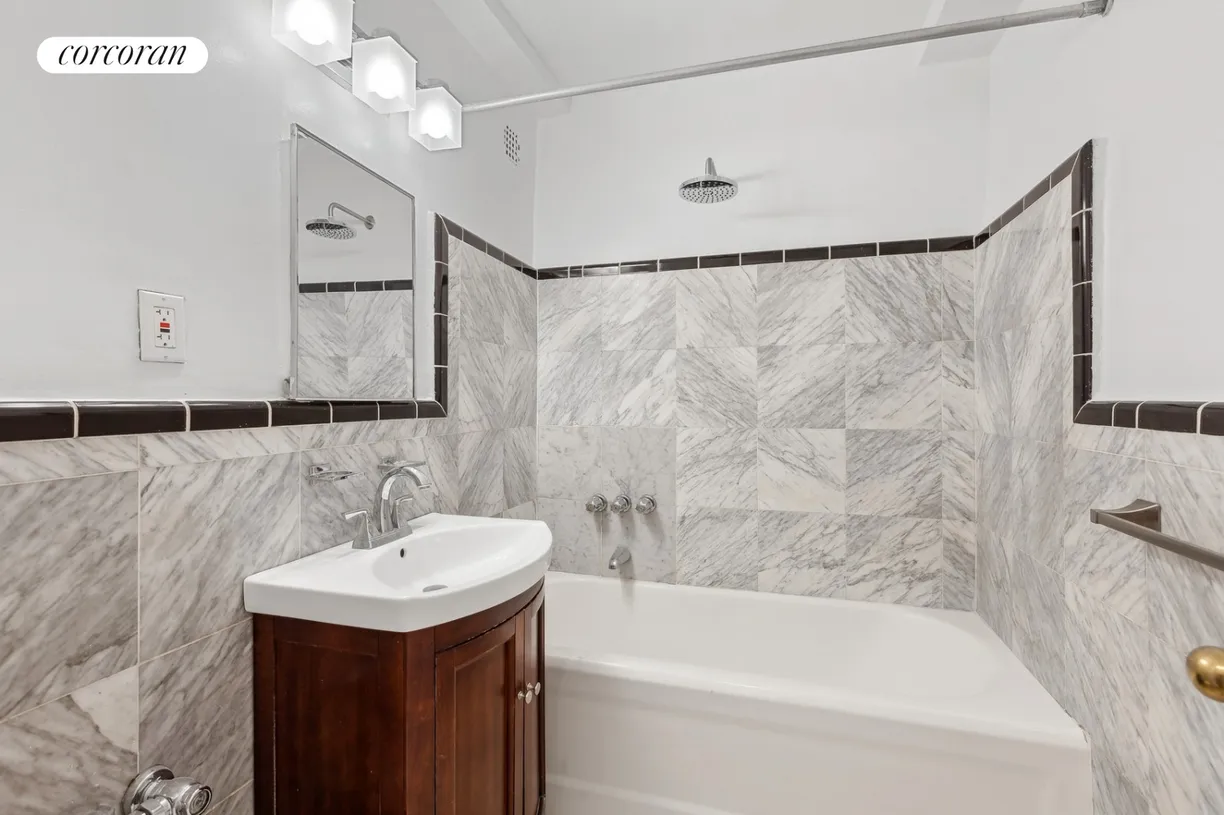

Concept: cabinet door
[[519, 593, 545, 815], [436, 615, 522, 815]]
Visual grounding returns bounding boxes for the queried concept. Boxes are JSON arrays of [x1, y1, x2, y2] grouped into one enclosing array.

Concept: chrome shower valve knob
[[610, 495, 632, 514], [635, 495, 657, 515], [585, 494, 608, 513]]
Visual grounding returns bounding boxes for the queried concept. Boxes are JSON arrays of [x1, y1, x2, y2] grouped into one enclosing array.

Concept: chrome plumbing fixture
[[306, 201, 375, 240], [306, 464, 357, 482], [341, 459, 433, 549], [586, 494, 608, 513], [123, 766, 212, 815], [608, 545, 633, 571], [679, 158, 737, 204], [635, 495, 657, 515], [610, 495, 633, 514]]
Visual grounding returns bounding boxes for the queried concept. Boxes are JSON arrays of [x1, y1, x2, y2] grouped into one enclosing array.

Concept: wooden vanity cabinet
[[253, 579, 546, 815]]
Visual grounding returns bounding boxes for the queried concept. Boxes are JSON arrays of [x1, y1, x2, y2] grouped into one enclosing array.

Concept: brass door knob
[[1187, 647, 1224, 702]]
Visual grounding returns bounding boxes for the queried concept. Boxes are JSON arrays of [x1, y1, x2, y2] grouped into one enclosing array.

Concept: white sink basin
[[244, 513, 553, 632]]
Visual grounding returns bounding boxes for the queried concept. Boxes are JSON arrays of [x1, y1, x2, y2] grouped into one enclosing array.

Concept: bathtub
[[544, 573, 1090, 815]]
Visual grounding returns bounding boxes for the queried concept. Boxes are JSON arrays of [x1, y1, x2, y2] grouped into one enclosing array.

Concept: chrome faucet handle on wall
[[610, 495, 632, 514], [635, 495, 657, 515], [586, 494, 608, 513]]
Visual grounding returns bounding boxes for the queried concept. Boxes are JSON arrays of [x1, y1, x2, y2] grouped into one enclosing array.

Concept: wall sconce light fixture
[[271, 0, 354, 65], [352, 36, 417, 114], [409, 86, 463, 151]]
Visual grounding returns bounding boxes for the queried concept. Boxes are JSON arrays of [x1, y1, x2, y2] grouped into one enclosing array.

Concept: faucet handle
[[391, 495, 417, 528], [341, 509, 373, 549], [610, 495, 632, 514], [635, 495, 657, 515], [379, 458, 427, 475]]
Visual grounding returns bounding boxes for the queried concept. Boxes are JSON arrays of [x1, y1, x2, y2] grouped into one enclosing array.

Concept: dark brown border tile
[[298, 283, 326, 294], [434, 263, 448, 314], [77, 401, 186, 437], [974, 232, 990, 248], [378, 402, 417, 420], [1201, 404, 1224, 437], [271, 401, 330, 427], [435, 315, 448, 366], [619, 261, 659, 274], [1112, 402, 1142, 429], [1073, 356, 1092, 412], [329, 401, 378, 423], [1051, 151, 1078, 187], [1073, 210, 1093, 284], [188, 401, 269, 432], [1073, 283, 1092, 355], [581, 264, 620, 276], [997, 200, 1024, 232], [659, 256, 699, 272], [785, 247, 830, 262], [434, 217, 449, 262], [1024, 176, 1051, 209], [699, 253, 740, 268], [0, 402, 75, 442], [326, 281, 355, 293], [537, 267, 569, 280], [741, 250, 784, 265], [384, 279, 413, 291], [1076, 401, 1114, 427], [1138, 402, 1203, 434], [830, 242, 876, 259], [879, 239, 928, 256], [440, 215, 462, 239], [354, 281, 383, 292], [418, 400, 445, 419], [462, 230, 487, 254], [929, 236, 976, 252], [1073, 142, 1094, 215]]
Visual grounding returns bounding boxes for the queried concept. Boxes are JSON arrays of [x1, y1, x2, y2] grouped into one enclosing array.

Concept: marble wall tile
[[757, 343, 845, 429], [211, 782, 254, 815], [756, 260, 845, 347], [845, 430, 941, 519], [601, 503, 677, 583], [537, 426, 603, 501], [538, 498, 601, 576], [942, 431, 975, 522], [677, 347, 757, 428], [139, 426, 295, 468], [1010, 438, 1063, 572], [453, 337, 504, 427], [296, 419, 421, 451], [297, 292, 345, 358], [297, 354, 347, 397], [976, 434, 1012, 540], [1065, 423, 1148, 458], [600, 427, 676, 503], [457, 430, 505, 517], [975, 333, 1012, 436], [1063, 585, 1152, 787], [1009, 550, 1067, 700], [844, 516, 941, 607], [349, 356, 412, 400], [846, 254, 941, 343], [538, 350, 605, 427], [601, 271, 676, 350], [0, 472, 137, 720], [677, 428, 757, 509], [538, 278, 602, 353], [756, 511, 845, 597], [603, 350, 676, 427], [1061, 447, 1147, 622], [300, 440, 410, 554], [845, 342, 940, 430], [139, 453, 299, 656], [1147, 461, 1224, 556], [977, 530, 1014, 647], [1008, 312, 1070, 444], [677, 266, 757, 348], [503, 264, 537, 351], [942, 520, 976, 611], [503, 346, 537, 428], [1147, 547, 1224, 658], [0, 435, 138, 487], [942, 341, 975, 432], [502, 501, 536, 521], [1146, 429, 1224, 474], [140, 622, 252, 804], [676, 507, 758, 590], [458, 250, 509, 347], [0, 668, 137, 815], [941, 252, 974, 341], [346, 291, 408, 359], [503, 427, 535, 510], [1090, 753, 1150, 815], [421, 434, 461, 515], [758, 428, 846, 513]]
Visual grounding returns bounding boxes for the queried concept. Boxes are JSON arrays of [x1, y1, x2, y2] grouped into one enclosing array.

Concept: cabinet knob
[[518, 688, 534, 704], [533, 682, 542, 696]]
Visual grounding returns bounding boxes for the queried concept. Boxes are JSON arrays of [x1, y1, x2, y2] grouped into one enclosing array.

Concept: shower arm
[[328, 202, 375, 230], [463, 1, 1112, 114]]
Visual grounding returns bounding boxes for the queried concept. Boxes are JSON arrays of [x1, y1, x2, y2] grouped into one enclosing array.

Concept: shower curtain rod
[[463, 0, 1112, 113]]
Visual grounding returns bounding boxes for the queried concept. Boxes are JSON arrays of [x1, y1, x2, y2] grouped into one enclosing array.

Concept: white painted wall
[[987, 0, 1224, 400], [1, 0, 535, 400], [532, 51, 989, 266]]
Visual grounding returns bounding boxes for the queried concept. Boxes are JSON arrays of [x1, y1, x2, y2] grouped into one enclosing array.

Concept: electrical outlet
[[138, 289, 187, 363]]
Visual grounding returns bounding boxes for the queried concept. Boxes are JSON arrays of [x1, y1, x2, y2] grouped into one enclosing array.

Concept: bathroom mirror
[[290, 125, 416, 400]]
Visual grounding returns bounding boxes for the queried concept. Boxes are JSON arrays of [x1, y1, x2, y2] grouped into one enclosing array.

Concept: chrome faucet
[[341, 459, 433, 550], [608, 545, 632, 571]]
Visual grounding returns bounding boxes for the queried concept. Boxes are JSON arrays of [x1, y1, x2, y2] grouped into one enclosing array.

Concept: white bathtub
[[544, 573, 1089, 815]]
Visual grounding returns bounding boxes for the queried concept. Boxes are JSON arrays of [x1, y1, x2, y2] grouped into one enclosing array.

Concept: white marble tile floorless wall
[[0, 228, 535, 814], [537, 252, 977, 610], [975, 176, 1224, 815]]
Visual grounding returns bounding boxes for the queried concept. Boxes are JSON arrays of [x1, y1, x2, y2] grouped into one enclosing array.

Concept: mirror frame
[[288, 123, 430, 406]]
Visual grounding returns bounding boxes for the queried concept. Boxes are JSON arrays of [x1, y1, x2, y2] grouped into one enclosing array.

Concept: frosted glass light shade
[[271, 0, 354, 66], [409, 87, 463, 151], [352, 37, 418, 114]]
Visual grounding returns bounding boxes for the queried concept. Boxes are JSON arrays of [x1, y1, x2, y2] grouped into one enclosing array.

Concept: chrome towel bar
[[1090, 499, 1224, 572]]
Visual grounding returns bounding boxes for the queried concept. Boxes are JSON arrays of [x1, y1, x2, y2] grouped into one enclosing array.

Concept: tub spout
[[608, 545, 632, 570]]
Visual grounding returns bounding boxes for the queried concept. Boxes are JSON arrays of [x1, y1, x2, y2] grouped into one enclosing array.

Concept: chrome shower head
[[679, 158, 738, 204], [306, 202, 376, 240]]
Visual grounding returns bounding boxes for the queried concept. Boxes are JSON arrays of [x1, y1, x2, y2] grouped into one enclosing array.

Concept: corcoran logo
[[37, 37, 208, 74]]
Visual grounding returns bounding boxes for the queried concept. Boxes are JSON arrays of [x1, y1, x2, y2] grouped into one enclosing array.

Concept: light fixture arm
[[463, 1, 1111, 113], [328, 202, 375, 230]]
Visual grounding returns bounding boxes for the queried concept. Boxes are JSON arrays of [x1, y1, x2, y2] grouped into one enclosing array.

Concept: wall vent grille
[[504, 125, 521, 166]]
